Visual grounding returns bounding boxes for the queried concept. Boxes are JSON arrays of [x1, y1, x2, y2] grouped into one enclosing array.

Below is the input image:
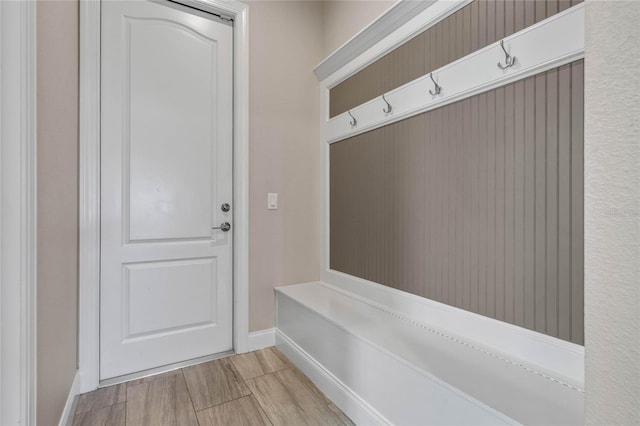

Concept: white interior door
[[100, 0, 233, 380]]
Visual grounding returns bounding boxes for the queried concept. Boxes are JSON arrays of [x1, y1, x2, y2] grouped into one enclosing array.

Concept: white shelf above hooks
[[326, 3, 585, 144]]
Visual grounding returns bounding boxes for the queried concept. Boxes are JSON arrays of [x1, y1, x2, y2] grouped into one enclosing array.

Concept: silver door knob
[[221, 203, 231, 212], [212, 222, 231, 232]]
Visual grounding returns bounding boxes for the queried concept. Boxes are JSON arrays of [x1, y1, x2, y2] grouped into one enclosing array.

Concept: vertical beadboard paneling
[[513, 79, 526, 327], [546, 67, 559, 338], [536, 0, 547, 23], [329, 62, 584, 344], [495, 86, 506, 321], [524, 77, 536, 330], [486, 89, 497, 318], [329, 0, 584, 117], [534, 73, 548, 334], [504, 83, 515, 324], [570, 60, 584, 343], [558, 64, 572, 341], [477, 91, 488, 316]]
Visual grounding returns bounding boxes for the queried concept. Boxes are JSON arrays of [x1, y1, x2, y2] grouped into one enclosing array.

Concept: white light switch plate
[[267, 192, 278, 210]]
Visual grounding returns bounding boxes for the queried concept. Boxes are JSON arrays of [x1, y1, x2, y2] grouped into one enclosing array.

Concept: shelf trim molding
[[326, 3, 585, 144]]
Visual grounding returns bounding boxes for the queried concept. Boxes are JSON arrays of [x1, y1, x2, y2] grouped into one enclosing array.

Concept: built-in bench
[[275, 282, 584, 425]]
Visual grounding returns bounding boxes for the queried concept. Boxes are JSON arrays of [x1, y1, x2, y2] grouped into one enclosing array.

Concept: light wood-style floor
[[72, 347, 354, 426]]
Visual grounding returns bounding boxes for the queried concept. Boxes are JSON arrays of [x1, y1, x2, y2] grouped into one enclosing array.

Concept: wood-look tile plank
[[126, 368, 182, 387], [197, 395, 272, 426], [269, 347, 333, 405], [126, 374, 198, 426], [247, 369, 342, 426], [182, 357, 250, 410], [230, 348, 288, 380], [75, 383, 127, 414], [245, 376, 304, 425], [73, 402, 125, 426], [270, 347, 296, 370], [328, 403, 355, 426]]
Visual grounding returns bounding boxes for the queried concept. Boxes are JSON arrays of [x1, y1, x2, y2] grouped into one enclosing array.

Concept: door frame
[[78, 0, 250, 392], [0, 1, 38, 423]]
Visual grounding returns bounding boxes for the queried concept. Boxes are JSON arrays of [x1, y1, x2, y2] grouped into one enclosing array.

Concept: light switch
[[267, 192, 278, 210]]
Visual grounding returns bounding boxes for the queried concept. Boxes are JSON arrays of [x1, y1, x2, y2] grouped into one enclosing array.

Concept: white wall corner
[[0, 0, 38, 424], [584, 0, 640, 424]]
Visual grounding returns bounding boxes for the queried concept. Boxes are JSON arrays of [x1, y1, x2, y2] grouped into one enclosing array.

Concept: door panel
[[126, 17, 217, 241], [124, 258, 217, 337], [100, 0, 233, 380]]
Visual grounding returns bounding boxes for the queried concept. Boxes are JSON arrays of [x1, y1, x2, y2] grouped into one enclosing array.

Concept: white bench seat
[[275, 282, 584, 425]]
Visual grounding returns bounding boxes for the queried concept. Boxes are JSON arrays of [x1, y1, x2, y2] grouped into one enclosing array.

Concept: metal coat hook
[[382, 94, 392, 114], [428, 73, 441, 96], [497, 40, 516, 70], [348, 110, 357, 128]]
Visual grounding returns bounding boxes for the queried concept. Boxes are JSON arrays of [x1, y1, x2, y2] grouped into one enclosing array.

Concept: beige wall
[[36, 1, 79, 425], [246, 0, 393, 331], [322, 0, 396, 56], [247, 1, 324, 331], [584, 0, 640, 423]]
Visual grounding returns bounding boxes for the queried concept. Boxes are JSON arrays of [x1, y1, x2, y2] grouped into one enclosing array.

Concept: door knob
[[221, 203, 231, 212], [212, 222, 231, 232]]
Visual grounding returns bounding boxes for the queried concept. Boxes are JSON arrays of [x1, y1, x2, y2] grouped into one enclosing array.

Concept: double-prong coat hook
[[382, 94, 392, 114], [428, 73, 442, 96], [348, 110, 357, 128], [497, 40, 516, 70]]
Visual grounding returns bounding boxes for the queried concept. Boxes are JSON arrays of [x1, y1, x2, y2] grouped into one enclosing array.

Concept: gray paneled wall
[[329, 0, 583, 118], [330, 61, 584, 344]]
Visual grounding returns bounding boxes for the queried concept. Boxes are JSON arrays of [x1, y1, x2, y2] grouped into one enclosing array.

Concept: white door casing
[[0, 1, 37, 423], [100, 0, 233, 379]]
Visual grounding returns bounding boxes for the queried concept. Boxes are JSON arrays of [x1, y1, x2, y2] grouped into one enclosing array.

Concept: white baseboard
[[59, 370, 81, 426], [248, 328, 275, 351], [275, 329, 390, 426]]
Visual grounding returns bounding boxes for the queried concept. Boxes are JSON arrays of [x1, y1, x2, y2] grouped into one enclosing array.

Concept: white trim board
[[321, 0, 473, 91], [78, 0, 250, 393], [314, 0, 442, 81], [248, 328, 276, 351], [58, 371, 81, 426], [327, 3, 585, 143], [0, 1, 38, 424]]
